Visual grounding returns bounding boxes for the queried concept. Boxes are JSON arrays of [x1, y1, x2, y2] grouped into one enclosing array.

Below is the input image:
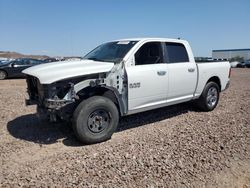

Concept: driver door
[[126, 42, 168, 113]]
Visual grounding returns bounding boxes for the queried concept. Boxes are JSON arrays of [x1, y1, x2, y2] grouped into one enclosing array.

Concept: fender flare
[[102, 85, 126, 116]]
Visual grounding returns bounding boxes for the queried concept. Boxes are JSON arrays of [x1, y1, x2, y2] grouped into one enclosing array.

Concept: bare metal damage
[[39, 62, 128, 121]]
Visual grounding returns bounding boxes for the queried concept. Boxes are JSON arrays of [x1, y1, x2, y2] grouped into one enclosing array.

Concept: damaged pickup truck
[[23, 38, 231, 144]]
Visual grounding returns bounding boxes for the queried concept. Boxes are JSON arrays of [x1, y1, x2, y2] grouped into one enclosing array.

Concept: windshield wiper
[[86, 57, 105, 62]]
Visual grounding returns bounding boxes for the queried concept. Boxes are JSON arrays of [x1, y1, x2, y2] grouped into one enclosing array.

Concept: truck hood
[[22, 60, 114, 84]]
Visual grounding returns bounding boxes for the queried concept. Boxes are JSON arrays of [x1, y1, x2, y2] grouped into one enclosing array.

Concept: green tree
[[229, 56, 244, 62]]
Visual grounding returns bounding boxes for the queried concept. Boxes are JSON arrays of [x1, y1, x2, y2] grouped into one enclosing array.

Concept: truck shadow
[[7, 114, 77, 145], [117, 102, 197, 132], [7, 102, 198, 146]]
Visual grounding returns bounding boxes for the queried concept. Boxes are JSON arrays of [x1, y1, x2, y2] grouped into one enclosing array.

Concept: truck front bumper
[[44, 98, 74, 109], [26, 98, 75, 122]]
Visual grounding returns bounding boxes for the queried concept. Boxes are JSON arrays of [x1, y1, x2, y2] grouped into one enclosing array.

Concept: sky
[[0, 0, 250, 57]]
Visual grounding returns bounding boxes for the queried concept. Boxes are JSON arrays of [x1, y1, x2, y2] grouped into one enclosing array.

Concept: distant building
[[212, 49, 250, 61]]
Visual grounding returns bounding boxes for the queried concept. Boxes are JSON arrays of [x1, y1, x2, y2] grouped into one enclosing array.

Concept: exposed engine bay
[[25, 63, 127, 122]]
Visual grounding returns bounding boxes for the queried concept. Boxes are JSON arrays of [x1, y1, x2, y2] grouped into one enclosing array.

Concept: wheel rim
[[207, 86, 218, 108], [87, 109, 111, 133], [0, 71, 6, 79]]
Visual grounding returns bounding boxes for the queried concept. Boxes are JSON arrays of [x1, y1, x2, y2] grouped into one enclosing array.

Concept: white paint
[[23, 37, 230, 116], [22, 60, 114, 84], [124, 38, 230, 113]]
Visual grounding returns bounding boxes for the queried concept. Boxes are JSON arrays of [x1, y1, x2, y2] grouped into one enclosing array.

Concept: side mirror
[[11, 62, 16, 67], [11, 62, 19, 67]]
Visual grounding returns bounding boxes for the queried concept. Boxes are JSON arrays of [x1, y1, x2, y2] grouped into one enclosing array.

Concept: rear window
[[165, 43, 189, 63]]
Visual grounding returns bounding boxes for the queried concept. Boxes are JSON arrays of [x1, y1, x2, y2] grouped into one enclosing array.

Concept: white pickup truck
[[23, 38, 231, 144]]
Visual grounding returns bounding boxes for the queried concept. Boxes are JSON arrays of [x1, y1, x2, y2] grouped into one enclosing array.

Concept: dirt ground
[[0, 69, 249, 187]]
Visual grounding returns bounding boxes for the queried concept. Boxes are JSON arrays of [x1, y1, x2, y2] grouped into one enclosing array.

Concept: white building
[[212, 49, 250, 60]]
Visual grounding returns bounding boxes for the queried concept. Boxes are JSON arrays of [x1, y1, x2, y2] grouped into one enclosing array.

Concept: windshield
[[84, 41, 138, 63]]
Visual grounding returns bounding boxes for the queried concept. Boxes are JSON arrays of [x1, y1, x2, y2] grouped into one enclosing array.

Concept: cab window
[[12, 60, 28, 65], [135, 42, 163, 65], [29, 59, 41, 64], [164, 42, 189, 63]]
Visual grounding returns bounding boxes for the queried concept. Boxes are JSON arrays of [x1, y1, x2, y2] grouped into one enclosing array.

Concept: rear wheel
[[72, 96, 119, 144], [196, 82, 220, 111], [0, 70, 7, 80]]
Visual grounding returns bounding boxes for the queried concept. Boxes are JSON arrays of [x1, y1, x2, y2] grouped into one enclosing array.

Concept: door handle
[[188, 68, 195, 72], [157, 71, 166, 76]]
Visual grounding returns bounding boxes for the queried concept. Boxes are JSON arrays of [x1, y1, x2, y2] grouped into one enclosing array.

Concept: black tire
[[196, 82, 220, 111], [0, 70, 7, 80], [72, 96, 119, 144]]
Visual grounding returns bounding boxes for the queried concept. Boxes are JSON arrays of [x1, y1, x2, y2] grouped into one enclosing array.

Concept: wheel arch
[[0, 69, 8, 78], [206, 76, 221, 92], [76, 86, 125, 116]]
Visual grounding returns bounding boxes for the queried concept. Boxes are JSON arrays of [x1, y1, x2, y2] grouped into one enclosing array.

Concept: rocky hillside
[[0, 51, 49, 60]]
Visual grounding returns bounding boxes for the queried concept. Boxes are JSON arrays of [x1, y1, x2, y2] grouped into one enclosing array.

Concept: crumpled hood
[[22, 60, 114, 84]]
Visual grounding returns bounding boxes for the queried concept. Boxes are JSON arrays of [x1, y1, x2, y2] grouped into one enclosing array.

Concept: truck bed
[[194, 61, 230, 97], [195, 60, 227, 63]]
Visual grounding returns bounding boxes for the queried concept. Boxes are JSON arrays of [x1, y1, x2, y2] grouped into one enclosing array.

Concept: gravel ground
[[0, 69, 249, 187]]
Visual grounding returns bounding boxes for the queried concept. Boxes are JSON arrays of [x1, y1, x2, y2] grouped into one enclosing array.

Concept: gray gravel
[[0, 69, 250, 187]]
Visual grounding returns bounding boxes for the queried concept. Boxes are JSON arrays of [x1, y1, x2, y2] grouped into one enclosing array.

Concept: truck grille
[[26, 76, 44, 104]]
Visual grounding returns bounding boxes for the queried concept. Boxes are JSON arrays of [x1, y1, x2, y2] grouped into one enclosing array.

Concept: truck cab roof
[[112, 38, 188, 44]]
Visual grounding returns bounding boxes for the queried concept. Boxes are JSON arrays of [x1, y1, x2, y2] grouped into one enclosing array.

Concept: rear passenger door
[[164, 42, 197, 102]]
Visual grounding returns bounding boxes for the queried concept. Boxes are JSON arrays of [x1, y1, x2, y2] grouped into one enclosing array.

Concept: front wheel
[[196, 82, 220, 111], [72, 96, 119, 144], [0, 70, 7, 80]]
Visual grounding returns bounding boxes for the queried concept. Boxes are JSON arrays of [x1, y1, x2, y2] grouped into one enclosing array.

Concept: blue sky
[[0, 0, 249, 57]]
